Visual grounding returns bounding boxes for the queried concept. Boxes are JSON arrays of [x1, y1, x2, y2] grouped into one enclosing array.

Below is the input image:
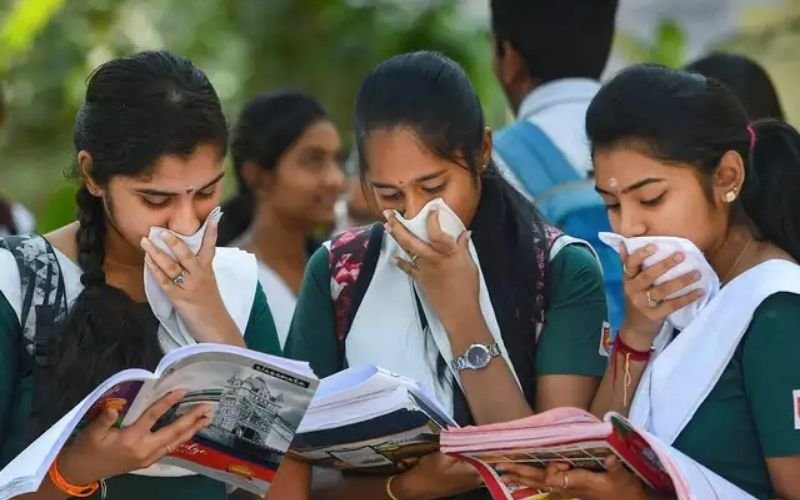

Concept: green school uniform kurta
[[673, 292, 800, 499], [0, 275, 281, 500], [285, 243, 609, 383]]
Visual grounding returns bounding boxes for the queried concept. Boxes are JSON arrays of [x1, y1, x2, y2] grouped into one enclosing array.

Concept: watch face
[[466, 345, 489, 368]]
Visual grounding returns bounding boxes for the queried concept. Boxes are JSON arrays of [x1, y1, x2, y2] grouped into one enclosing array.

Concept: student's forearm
[[444, 309, 533, 424], [590, 328, 650, 418]]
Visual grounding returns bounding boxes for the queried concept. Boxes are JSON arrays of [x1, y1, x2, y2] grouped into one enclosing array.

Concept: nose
[[168, 200, 202, 237], [617, 208, 647, 238], [401, 193, 427, 220], [325, 161, 346, 193]]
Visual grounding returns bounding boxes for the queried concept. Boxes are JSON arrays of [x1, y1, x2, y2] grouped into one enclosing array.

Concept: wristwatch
[[451, 342, 502, 371]]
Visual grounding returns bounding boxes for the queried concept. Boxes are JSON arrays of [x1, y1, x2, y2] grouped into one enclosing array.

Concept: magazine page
[[292, 408, 444, 473], [0, 368, 154, 498], [123, 345, 318, 496]]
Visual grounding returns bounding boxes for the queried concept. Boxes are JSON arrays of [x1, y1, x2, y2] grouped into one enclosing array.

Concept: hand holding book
[[57, 390, 213, 487], [389, 452, 482, 500], [497, 456, 651, 500]]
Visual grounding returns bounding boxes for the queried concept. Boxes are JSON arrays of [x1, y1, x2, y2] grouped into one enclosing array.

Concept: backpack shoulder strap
[[0, 234, 67, 366], [493, 121, 581, 199], [328, 223, 384, 368]]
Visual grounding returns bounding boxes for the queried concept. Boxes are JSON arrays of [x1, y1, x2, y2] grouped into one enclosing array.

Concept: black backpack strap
[[0, 234, 67, 366]]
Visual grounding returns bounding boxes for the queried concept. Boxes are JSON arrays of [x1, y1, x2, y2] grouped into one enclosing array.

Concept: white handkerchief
[[598, 232, 720, 330], [392, 198, 465, 243], [144, 207, 223, 349]]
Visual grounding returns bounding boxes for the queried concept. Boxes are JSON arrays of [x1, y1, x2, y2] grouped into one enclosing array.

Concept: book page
[[123, 348, 317, 496]]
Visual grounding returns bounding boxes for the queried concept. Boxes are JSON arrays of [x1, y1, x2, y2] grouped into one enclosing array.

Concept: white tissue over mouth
[[598, 232, 720, 330], [144, 207, 223, 349], [391, 198, 465, 245]]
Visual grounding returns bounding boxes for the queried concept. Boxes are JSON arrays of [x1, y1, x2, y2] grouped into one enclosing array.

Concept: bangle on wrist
[[48, 457, 103, 498], [386, 474, 401, 500]]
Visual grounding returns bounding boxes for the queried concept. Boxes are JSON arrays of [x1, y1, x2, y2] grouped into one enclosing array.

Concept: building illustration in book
[[156, 372, 300, 465], [200, 374, 284, 450]]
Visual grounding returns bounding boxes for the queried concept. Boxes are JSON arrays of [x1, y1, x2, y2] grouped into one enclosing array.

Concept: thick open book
[[290, 365, 455, 473], [0, 343, 318, 497], [441, 408, 755, 500]]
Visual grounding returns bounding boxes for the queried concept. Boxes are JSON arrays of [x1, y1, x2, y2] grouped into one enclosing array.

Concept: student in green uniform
[[0, 51, 285, 500], [500, 65, 800, 499], [281, 51, 609, 499]]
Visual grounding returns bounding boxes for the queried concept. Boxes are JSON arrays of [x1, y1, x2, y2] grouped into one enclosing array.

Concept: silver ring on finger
[[646, 290, 661, 308], [623, 263, 636, 277], [562, 471, 570, 489], [166, 444, 172, 454], [408, 253, 419, 269], [172, 270, 186, 288]]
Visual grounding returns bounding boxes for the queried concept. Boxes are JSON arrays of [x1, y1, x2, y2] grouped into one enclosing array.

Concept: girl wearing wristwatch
[[281, 51, 610, 499]]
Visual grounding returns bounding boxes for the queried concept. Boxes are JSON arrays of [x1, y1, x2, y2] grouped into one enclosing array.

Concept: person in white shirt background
[[489, 0, 619, 191], [218, 90, 346, 348]]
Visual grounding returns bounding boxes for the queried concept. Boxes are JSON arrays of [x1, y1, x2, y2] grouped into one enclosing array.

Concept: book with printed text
[[0, 343, 318, 497]]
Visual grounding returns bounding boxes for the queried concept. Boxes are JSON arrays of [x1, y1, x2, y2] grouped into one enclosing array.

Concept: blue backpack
[[494, 121, 624, 333]]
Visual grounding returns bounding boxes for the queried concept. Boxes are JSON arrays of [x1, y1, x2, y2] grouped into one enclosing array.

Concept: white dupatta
[[629, 259, 800, 444]]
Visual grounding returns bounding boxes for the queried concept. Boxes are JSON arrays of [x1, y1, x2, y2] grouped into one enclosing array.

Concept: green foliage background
[[0, 0, 507, 232]]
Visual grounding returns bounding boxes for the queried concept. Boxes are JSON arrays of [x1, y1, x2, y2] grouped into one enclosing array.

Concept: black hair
[[47, 50, 228, 422], [0, 199, 15, 235], [490, 0, 619, 82], [685, 52, 784, 121], [586, 64, 800, 263], [354, 51, 549, 424], [217, 91, 329, 245]]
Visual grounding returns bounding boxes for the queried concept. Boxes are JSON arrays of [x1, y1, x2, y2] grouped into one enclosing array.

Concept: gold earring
[[725, 191, 737, 203]]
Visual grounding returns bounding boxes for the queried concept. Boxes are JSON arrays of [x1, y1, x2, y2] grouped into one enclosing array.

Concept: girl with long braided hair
[[0, 51, 290, 499]]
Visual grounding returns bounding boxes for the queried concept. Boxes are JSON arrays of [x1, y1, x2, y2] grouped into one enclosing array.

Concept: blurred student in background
[[0, 86, 36, 236], [685, 52, 785, 121], [219, 91, 345, 348]]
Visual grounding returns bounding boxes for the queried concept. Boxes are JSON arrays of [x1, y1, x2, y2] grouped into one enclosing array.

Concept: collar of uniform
[[517, 78, 601, 121]]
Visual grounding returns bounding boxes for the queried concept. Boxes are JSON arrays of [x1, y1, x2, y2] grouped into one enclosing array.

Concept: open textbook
[[0, 343, 318, 498], [440, 408, 755, 500], [291, 365, 455, 474]]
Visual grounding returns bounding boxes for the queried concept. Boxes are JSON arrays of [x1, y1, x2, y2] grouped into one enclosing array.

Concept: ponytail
[[742, 119, 800, 262], [46, 186, 162, 422]]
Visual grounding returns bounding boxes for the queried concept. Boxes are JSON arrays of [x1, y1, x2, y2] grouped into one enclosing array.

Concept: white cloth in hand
[[144, 207, 223, 350], [598, 232, 720, 330]]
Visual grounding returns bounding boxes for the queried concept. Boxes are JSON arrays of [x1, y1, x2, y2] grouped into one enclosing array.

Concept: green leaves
[[615, 19, 686, 68]]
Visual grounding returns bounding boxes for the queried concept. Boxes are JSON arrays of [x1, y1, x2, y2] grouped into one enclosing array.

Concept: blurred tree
[[615, 19, 687, 68], [0, 0, 503, 231]]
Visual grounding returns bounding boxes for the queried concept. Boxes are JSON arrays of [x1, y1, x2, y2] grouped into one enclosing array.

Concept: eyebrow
[[596, 177, 666, 196], [371, 169, 447, 189], [134, 172, 225, 196]]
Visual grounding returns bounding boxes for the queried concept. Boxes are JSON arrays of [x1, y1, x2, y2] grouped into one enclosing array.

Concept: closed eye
[[377, 191, 402, 201], [422, 184, 445, 194], [142, 195, 171, 208], [641, 192, 666, 207], [196, 187, 217, 199]]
